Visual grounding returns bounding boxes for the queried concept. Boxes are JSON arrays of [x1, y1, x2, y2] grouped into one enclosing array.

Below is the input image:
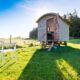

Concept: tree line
[[29, 10, 80, 39], [29, 28, 37, 39]]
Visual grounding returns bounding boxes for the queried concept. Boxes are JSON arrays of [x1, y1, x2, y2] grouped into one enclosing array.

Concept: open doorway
[[47, 18, 54, 44]]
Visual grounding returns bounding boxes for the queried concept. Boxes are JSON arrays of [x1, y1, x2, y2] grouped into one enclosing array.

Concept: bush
[[29, 43, 33, 47]]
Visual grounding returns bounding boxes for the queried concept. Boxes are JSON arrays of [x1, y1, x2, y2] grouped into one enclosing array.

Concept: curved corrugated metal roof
[[36, 13, 59, 22], [36, 13, 70, 26]]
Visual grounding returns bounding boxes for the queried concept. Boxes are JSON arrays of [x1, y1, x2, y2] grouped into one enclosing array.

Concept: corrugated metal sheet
[[58, 17, 69, 41], [38, 18, 47, 42]]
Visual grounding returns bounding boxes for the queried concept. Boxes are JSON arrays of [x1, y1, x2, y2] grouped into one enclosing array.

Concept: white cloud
[[18, 3, 51, 20]]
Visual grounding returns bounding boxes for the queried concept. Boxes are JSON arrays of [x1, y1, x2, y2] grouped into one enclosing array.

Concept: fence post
[[10, 35, 12, 44]]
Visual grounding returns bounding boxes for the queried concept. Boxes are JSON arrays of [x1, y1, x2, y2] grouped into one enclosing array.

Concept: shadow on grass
[[18, 46, 80, 80]]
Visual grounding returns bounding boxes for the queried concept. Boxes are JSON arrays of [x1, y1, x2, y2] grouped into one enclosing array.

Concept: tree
[[29, 27, 38, 39], [63, 10, 80, 37]]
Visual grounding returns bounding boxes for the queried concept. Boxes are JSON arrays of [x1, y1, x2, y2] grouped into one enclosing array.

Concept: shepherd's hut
[[36, 13, 69, 49]]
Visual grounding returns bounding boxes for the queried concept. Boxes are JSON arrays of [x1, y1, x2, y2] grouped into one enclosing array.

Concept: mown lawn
[[0, 39, 80, 80], [69, 39, 80, 44]]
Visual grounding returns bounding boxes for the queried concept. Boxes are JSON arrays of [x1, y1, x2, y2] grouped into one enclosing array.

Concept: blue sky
[[0, 0, 80, 38]]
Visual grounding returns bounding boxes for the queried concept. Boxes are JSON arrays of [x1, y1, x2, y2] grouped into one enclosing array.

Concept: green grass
[[69, 39, 80, 44], [0, 39, 80, 80], [0, 47, 37, 80]]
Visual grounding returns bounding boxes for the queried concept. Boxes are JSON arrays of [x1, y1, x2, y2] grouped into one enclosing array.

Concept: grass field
[[69, 39, 80, 44], [0, 39, 80, 80]]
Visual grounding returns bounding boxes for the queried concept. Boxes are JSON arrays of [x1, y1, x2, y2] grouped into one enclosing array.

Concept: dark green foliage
[[29, 28, 38, 39], [63, 10, 80, 37]]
